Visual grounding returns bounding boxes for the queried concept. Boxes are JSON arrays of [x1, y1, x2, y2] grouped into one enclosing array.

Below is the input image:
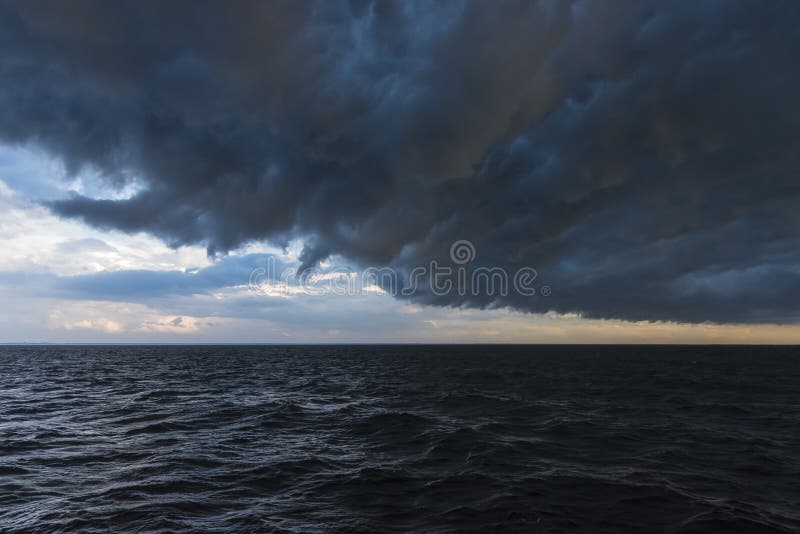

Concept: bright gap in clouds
[[0, 144, 148, 202], [0, 163, 210, 275]]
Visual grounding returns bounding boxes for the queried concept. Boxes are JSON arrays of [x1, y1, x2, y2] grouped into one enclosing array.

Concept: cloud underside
[[1, 0, 799, 323]]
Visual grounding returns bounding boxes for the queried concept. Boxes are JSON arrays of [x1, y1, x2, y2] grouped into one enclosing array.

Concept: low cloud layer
[[1, 0, 799, 323]]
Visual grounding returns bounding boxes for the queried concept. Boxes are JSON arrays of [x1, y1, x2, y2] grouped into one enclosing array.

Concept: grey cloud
[[52, 254, 287, 299], [1, 0, 799, 322]]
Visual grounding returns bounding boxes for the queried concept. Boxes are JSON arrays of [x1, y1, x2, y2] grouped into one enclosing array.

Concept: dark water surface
[[0, 345, 798, 533]]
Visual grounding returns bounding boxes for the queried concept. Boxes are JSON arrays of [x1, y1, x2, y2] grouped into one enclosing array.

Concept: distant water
[[1, 345, 798, 533]]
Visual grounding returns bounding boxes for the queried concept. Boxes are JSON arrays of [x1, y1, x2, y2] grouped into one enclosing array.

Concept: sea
[[0, 345, 798, 533]]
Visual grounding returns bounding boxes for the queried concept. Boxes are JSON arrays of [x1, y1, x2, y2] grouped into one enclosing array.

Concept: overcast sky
[[1, 0, 799, 343]]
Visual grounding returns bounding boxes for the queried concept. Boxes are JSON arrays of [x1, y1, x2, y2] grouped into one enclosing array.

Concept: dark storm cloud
[[1, 0, 799, 323]]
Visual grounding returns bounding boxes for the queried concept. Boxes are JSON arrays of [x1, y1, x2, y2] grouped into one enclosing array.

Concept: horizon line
[[2, 342, 799, 347]]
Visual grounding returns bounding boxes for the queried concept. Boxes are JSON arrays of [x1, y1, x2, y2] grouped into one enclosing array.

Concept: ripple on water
[[0, 345, 798, 533]]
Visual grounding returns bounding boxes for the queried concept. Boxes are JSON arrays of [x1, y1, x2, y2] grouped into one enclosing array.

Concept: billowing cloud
[[1, 0, 799, 323]]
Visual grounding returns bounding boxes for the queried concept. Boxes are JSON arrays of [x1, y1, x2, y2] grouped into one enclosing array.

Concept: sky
[[1, 0, 800, 343]]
